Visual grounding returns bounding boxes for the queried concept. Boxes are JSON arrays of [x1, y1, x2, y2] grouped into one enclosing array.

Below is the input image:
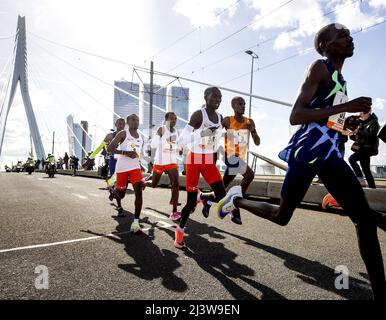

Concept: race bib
[[126, 139, 142, 156], [163, 141, 177, 153], [226, 129, 249, 158], [327, 91, 348, 132]]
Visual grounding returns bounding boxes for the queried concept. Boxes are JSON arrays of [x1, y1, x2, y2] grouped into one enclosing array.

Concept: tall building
[[167, 86, 189, 130], [140, 84, 167, 132], [66, 115, 92, 160], [113, 81, 140, 127], [113, 80, 189, 132]]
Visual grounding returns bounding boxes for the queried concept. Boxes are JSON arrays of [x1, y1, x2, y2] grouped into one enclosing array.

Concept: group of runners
[[85, 23, 385, 300]]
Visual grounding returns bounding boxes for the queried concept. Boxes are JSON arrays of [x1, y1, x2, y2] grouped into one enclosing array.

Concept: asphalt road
[[1, 172, 385, 300]]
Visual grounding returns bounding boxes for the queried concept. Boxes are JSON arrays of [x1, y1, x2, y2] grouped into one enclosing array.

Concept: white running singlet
[[190, 108, 222, 154], [152, 126, 179, 165], [115, 129, 144, 173]]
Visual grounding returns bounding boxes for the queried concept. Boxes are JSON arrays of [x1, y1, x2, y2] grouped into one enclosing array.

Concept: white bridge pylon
[[0, 15, 46, 159]]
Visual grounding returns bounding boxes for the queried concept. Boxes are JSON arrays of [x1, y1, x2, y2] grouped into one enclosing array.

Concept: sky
[[0, 0, 385, 169]]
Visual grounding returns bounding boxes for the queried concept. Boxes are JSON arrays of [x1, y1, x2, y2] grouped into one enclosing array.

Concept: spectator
[[348, 110, 380, 188], [63, 152, 69, 170], [71, 155, 79, 176], [84, 152, 95, 170]]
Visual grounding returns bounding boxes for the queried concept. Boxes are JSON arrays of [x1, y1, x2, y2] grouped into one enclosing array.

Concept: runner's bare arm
[[248, 119, 260, 146], [107, 131, 128, 155], [290, 60, 372, 125], [177, 110, 203, 147], [189, 110, 203, 130], [222, 116, 230, 130], [103, 132, 113, 144]]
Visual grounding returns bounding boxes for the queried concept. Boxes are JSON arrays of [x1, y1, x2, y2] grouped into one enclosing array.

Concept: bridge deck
[[1, 172, 385, 300]]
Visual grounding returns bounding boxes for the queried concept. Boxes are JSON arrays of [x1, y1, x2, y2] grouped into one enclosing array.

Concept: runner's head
[[231, 97, 246, 115], [204, 87, 222, 110], [314, 23, 354, 59], [127, 114, 139, 130], [115, 118, 125, 131], [164, 112, 177, 129]]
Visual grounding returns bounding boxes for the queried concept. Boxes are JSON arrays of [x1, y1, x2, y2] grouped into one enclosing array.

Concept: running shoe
[[174, 226, 185, 249], [170, 211, 181, 221], [322, 193, 341, 209], [201, 199, 212, 218], [231, 208, 242, 225], [197, 193, 212, 218], [130, 221, 142, 234], [117, 207, 125, 217], [216, 186, 242, 219], [108, 189, 114, 202]]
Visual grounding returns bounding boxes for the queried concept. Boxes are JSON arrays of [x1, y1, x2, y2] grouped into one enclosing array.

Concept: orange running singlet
[[225, 116, 250, 160]]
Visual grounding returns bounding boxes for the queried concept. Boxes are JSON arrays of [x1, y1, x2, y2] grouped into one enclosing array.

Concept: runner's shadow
[[120, 206, 373, 299], [83, 216, 187, 293], [145, 207, 225, 240], [218, 228, 373, 300], [109, 203, 132, 217], [144, 212, 286, 300]]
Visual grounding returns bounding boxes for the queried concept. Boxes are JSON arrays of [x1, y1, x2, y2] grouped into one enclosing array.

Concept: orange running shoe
[[322, 193, 341, 209], [174, 227, 186, 249]]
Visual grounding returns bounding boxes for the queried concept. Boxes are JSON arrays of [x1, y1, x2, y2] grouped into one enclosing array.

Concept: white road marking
[[72, 193, 87, 200], [0, 206, 175, 254], [88, 193, 100, 197], [0, 232, 127, 254], [0, 221, 176, 254], [142, 210, 168, 220]]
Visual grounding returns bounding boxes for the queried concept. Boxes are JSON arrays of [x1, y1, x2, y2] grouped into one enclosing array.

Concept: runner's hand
[[122, 151, 138, 158], [200, 126, 219, 137], [344, 97, 372, 113]]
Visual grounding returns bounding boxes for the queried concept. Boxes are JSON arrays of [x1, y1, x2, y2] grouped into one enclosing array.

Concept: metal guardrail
[[248, 151, 288, 172]]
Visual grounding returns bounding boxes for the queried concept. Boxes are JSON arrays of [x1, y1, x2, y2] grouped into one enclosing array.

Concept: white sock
[[134, 218, 139, 224], [177, 226, 184, 232]]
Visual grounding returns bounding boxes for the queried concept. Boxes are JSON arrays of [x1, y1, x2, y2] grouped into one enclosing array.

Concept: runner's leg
[[318, 157, 385, 299], [167, 168, 180, 212], [232, 160, 316, 226]]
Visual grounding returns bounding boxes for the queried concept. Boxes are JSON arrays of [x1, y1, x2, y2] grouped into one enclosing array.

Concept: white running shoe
[[216, 186, 242, 219]]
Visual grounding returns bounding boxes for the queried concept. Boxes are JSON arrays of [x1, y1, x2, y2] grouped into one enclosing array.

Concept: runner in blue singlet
[[217, 23, 386, 300]]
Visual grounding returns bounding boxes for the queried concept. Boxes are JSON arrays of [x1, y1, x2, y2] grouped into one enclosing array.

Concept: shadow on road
[[147, 207, 373, 300], [83, 213, 187, 293], [84, 202, 372, 300], [216, 228, 373, 300], [145, 207, 286, 300]]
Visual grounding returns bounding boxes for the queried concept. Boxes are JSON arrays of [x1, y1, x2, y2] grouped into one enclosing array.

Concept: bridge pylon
[[0, 15, 46, 160]]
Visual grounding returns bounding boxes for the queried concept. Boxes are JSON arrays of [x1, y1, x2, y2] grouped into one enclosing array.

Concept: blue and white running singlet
[[279, 59, 347, 165]]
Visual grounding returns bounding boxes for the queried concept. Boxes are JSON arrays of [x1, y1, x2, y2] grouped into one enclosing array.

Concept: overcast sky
[[0, 0, 385, 168]]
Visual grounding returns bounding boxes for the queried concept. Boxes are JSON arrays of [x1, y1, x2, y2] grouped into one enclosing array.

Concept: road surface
[[1, 172, 385, 300]]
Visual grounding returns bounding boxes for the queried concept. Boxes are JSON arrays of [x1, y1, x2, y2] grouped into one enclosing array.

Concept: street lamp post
[[245, 50, 258, 166]]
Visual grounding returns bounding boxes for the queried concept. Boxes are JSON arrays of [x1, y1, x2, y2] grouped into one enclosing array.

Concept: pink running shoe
[[170, 211, 181, 221]]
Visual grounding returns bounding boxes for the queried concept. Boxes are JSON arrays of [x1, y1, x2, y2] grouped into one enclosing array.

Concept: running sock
[[134, 218, 139, 224]]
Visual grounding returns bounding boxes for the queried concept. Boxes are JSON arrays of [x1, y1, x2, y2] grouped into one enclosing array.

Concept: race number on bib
[[327, 91, 348, 132]]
